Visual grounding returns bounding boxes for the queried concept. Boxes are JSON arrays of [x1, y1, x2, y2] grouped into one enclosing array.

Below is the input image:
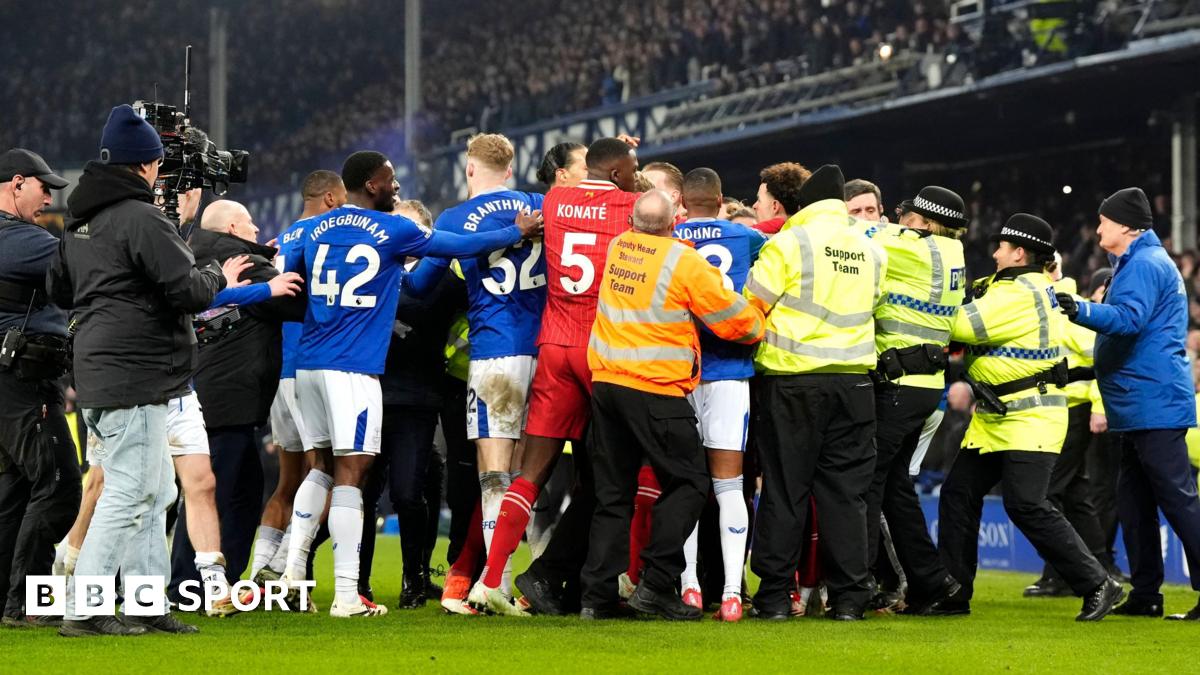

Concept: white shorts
[[467, 356, 536, 440], [167, 392, 209, 457], [295, 369, 382, 456], [269, 377, 308, 452], [687, 379, 750, 452]]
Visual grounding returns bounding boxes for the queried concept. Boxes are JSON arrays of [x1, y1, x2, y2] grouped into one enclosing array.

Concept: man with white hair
[[168, 199, 309, 604]]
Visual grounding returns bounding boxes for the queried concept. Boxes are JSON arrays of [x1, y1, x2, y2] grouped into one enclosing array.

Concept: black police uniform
[[0, 211, 81, 621]]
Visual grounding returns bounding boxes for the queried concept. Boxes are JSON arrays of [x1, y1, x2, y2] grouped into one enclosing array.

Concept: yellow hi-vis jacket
[[443, 313, 470, 383], [951, 268, 1067, 454], [862, 221, 966, 390], [587, 229, 765, 397], [744, 199, 887, 375], [1052, 277, 1097, 407]]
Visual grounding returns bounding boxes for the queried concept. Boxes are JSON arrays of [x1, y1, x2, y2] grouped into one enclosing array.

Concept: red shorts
[[525, 344, 592, 440]]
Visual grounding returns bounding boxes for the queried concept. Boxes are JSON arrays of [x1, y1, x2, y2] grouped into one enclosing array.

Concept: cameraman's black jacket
[[189, 228, 306, 428], [47, 162, 226, 409]]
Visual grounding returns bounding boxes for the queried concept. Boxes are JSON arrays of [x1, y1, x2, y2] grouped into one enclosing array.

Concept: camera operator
[[168, 199, 306, 597], [48, 105, 242, 637], [0, 148, 79, 628]]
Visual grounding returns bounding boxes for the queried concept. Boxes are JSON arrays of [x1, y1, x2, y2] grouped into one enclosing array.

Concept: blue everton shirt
[[406, 187, 546, 359], [674, 217, 767, 381], [286, 204, 522, 375], [275, 216, 312, 379]]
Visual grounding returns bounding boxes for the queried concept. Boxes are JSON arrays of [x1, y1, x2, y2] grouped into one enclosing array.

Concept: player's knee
[[307, 450, 333, 475]]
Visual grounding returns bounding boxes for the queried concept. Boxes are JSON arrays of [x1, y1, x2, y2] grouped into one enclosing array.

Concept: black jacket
[[381, 268, 466, 409], [48, 162, 225, 409], [189, 228, 306, 428]]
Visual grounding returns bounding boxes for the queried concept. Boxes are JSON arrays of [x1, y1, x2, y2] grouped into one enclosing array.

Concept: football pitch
[[7, 535, 1196, 674]]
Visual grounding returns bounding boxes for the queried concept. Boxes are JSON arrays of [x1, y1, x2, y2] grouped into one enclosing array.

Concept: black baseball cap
[[0, 148, 69, 189]]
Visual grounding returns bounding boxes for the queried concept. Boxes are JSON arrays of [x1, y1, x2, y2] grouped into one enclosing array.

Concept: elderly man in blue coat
[[1057, 187, 1200, 621]]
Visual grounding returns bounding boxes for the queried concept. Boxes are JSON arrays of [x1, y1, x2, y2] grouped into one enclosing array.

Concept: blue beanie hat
[[99, 104, 164, 165]]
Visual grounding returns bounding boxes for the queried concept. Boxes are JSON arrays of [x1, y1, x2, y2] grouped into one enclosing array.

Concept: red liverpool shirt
[[539, 179, 639, 347]]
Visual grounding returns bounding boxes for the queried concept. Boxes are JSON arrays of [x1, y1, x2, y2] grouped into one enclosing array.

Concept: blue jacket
[[1073, 230, 1196, 432]]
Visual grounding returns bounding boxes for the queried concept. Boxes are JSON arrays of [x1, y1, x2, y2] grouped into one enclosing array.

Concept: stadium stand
[[5, 0, 1197, 279]]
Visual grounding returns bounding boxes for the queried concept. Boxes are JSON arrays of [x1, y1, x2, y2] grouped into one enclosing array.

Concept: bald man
[[167, 199, 310, 603]]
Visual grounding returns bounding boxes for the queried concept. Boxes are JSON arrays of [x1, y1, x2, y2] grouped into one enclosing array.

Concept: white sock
[[195, 551, 229, 595], [714, 476, 748, 599], [329, 485, 364, 606], [479, 471, 511, 593], [479, 471, 510, 554], [269, 527, 291, 574], [250, 526, 284, 579], [285, 469, 332, 580], [681, 522, 700, 592]]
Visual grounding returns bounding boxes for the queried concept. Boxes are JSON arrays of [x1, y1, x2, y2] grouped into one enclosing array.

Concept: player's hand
[[265, 237, 278, 250], [516, 209, 544, 239], [221, 255, 253, 288], [268, 271, 304, 297], [178, 188, 203, 226], [1089, 413, 1108, 434], [616, 133, 641, 148]]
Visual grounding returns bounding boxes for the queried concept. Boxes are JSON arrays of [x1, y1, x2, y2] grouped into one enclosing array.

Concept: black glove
[[1055, 292, 1079, 319]]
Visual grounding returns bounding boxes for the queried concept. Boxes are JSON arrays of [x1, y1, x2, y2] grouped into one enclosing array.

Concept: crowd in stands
[[9, 1, 978, 176]]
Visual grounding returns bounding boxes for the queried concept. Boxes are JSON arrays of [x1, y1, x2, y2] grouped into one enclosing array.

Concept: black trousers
[[169, 425, 263, 598], [866, 383, 949, 598], [440, 377, 479, 568], [581, 382, 708, 607], [0, 371, 81, 617], [939, 448, 1107, 599], [1041, 404, 1107, 580], [1090, 431, 1122, 563], [360, 405, 440, 590], [423, 447, 445, 574], [1118, 429, 1200, 599], [751, 373, 877, 613], [526, 435, 594, 611]]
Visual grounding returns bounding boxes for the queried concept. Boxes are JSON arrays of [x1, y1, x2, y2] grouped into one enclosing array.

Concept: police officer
[[744, 165, 887, 621], [1022, 261, 1110, 597], [0, 148, 80, 627], [861, 186, 968, 615], [937, 214, 1122, 621]]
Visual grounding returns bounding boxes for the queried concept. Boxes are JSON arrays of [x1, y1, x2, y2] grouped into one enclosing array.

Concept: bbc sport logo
[[26, 575, 316, 615]]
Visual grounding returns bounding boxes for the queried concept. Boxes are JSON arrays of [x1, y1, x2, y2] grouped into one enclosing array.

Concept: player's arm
[[743, 237, 791, 316], [747, 227, 768, 264], [421, 209, 542, 258], [401, 256, 452, 298], [282, 239, 307, 278], [683, 250, 765, 345], [210, 271, 303, 308]]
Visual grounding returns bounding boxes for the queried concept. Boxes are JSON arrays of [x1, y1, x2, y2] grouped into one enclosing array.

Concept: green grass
[[5, 536, 1196, 673]]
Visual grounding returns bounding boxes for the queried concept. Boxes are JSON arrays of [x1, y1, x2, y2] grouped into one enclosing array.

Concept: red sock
[[451, 498, 484, 577], [797, 495, 822, 587], [627, 466, 661, 584], [481, 477, 541, 588]]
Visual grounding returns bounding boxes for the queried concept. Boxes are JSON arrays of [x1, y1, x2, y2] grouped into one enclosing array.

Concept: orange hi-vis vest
[[587, 229, 766, 397]]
